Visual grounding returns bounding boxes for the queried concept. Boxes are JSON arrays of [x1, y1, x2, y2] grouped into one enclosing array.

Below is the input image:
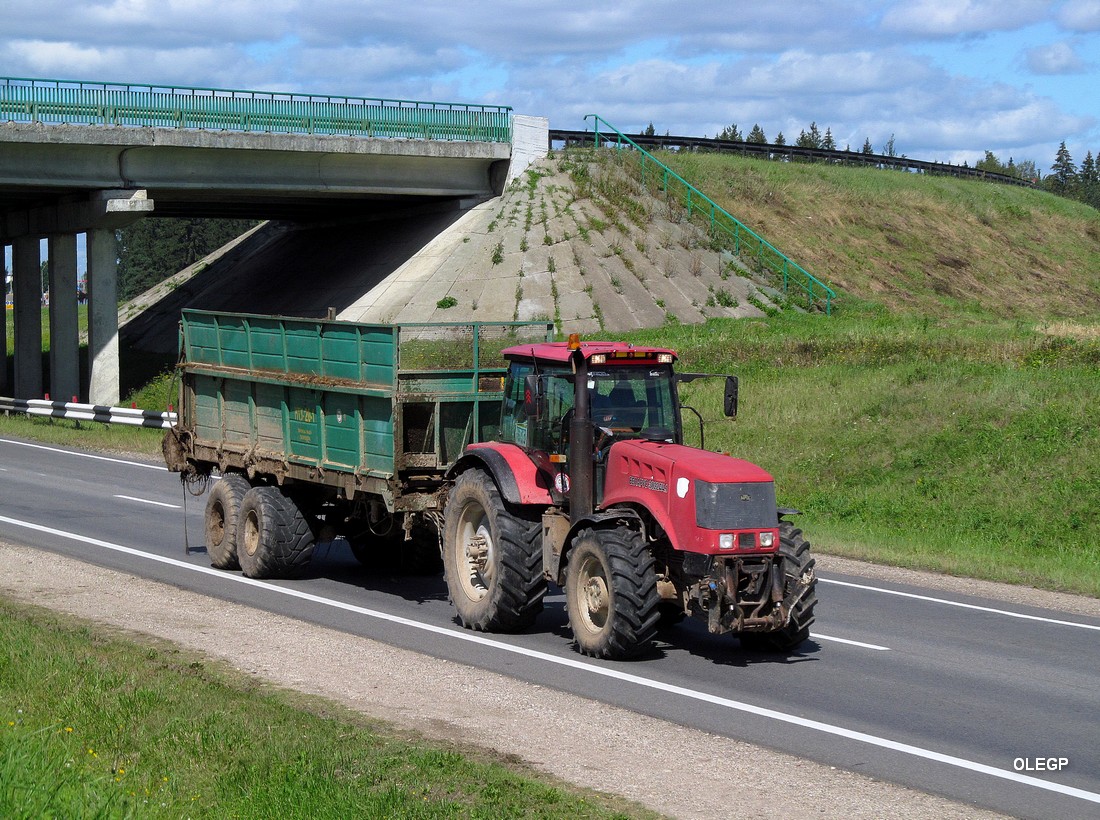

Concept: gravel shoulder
[[0, 541, 1067, 819]]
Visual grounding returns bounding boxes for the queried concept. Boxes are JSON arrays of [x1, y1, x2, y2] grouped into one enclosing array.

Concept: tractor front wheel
[[565, 526, 660, 660]]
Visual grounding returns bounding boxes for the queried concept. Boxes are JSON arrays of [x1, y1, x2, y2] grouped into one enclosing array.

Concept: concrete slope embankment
[[122, 150, 785, 358]]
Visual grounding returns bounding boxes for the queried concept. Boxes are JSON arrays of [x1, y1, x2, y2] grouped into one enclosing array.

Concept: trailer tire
[[237, 486, 316, 580], [565, 526, 660, 660], [443, 470, 545, 632], [204, 473, 251, 570], [740, 521, 817, 651]]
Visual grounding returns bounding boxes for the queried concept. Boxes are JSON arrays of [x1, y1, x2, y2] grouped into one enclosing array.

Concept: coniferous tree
[[796, 122, 823, 149], [717, 123, 742, 141], [774, 131, 786, 146], [747, 124, 767, 144], [861, 138, 874, 155], [116, 217, 257, 301], [822, 127, 836, 151], [1049, 141, 1076, 193]]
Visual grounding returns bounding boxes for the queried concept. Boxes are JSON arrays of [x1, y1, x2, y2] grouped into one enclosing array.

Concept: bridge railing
[[0, 77, 512, 143], [584, 115, 836, 314]]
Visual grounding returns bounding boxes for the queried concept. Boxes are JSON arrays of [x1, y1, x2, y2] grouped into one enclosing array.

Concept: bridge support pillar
[[12, 236, 43, 399], [1, 244, 7, 395], [48, 234, 80, 403], [87, 228, 120, 406]]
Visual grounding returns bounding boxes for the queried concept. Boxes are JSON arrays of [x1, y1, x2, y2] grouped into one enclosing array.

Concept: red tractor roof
[[502, 340, 678, 364]]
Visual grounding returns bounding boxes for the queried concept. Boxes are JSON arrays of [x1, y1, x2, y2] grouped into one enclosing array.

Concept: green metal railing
[[585, 115, 836, 314], [0, 76, 512, 143]]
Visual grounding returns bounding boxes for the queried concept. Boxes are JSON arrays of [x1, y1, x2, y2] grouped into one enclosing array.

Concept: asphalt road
[[1, 434, 1097, 819]]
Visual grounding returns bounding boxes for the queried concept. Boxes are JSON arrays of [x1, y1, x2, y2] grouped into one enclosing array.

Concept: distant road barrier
[[0, 396, 176, 429], [0, 76, 513, 143], [550, 128, 1034, 188]]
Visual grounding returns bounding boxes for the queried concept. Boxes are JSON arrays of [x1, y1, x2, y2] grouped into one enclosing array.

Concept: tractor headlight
[[760, 531, 775, 548], [719, 533, 735, 550]]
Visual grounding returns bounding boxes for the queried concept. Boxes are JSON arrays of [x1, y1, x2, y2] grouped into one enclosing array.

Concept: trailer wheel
[[565, 527, 660, 660], [237, 486, 316, 579], [443, 470, 545, 632], [740, 521, 817, 651], [204, 473, 251, 570]]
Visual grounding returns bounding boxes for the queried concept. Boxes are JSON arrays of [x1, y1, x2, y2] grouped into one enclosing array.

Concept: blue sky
[[2, 0, 1098, 170]]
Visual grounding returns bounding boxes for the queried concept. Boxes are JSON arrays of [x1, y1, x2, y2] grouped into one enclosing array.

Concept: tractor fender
[[550, 507, 645, 585], [447, 443, 554, 507]]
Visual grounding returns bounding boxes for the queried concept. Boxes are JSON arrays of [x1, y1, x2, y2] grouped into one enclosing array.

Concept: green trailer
[[163, 309, 553, 578]]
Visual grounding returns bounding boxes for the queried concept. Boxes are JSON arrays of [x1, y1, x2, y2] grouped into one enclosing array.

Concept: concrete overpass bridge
[[1, 76, 546, 404]]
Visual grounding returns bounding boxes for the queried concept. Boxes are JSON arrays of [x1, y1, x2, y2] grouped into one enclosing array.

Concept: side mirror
[[523, 374, 542, 418], [723, 376, 738, 418]]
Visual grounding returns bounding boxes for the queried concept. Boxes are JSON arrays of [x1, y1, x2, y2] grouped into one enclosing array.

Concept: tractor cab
[[498, 339, 684, 502]]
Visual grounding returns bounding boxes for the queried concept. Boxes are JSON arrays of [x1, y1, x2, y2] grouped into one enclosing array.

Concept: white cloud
[[1026, 41, 1087, 74], [881, 0, 1048, 37], [1057, 0, 1100, 31]]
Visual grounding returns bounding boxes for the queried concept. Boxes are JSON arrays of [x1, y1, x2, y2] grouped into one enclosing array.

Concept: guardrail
[[0, 76, 513, 143], [0, 396, 177, 429], [583, 115, 836, 314]]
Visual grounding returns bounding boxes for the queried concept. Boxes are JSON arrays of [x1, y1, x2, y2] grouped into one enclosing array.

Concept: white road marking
[[812, 633, 891, 651], [1, 513, 1098, 807], [0, 438, 165, 471], [820, 577, 1100, 632], [113, 495, 180, 509]]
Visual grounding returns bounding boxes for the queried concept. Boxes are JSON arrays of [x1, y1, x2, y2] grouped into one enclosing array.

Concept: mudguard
[[448, 442, 554, 506]]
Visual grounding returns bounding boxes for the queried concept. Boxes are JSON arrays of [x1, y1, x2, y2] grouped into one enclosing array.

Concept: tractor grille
[[694, 480, 778, 530]]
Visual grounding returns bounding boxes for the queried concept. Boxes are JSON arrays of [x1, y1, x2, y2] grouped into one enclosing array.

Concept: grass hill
[[654, 149, 1100, 317]]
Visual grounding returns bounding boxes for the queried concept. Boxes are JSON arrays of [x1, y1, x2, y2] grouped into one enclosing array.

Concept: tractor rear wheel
[[565, 526, 660, 660], [442, 470, 545, 632], [237, 486, 316, 579], [739, 521, 817, 651], [204, 472, 250, 570]]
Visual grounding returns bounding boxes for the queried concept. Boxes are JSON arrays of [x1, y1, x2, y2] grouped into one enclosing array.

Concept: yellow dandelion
[[65, 727, 73, 733]]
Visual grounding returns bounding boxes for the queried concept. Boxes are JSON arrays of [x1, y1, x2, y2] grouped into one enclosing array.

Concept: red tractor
[[442, 335, 817, 660]]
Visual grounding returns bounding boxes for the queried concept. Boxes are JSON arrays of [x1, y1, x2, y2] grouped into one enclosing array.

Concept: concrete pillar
[[86, 228, 119, 406], [48, 234, 80, 402], [12, 236, 43, 399], [1, 244, 8, 395], [505, 115, 550, 186]]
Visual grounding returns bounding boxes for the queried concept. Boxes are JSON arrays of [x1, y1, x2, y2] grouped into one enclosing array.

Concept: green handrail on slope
[[0, 76, 512, 143], [584, 114, 836, 314]]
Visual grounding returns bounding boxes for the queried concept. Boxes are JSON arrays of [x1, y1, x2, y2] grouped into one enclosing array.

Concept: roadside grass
[[0, 415, 164, 459], [0, 597, 645, 819], [638, 309, 1100, 597]]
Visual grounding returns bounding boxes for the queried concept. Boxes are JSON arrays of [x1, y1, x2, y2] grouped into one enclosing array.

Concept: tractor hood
[[600, 439, 779, 554]]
